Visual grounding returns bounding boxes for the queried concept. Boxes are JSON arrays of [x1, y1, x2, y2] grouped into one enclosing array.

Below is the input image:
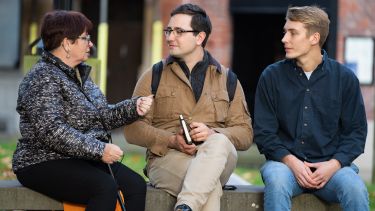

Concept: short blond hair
[[286, 5, 330, 47]]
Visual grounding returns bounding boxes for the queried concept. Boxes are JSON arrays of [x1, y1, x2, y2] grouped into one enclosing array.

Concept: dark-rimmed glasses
[[78, 35, 91, 43], [163, 28, 199, 37]]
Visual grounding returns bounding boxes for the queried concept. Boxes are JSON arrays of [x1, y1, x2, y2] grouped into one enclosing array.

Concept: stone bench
[[0, 180, 341, 210]]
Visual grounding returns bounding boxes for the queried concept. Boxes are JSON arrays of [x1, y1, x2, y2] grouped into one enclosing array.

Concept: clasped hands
[[168, 122, 216, 155], [283, 155, 341, 189]]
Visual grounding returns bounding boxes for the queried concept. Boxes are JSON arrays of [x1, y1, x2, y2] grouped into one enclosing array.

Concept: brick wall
[[338, 0, 375, 181], [337, 0, 375, 120]]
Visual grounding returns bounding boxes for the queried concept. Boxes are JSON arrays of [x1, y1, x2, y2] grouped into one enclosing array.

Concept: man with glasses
[[124, 3, 253, 211]]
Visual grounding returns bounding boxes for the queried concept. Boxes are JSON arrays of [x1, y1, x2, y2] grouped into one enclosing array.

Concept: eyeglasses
[[163, 28, 199, 37], [78, 35, 91, 43]]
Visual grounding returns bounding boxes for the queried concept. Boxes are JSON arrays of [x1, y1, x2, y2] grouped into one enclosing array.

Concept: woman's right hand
[[136, 95, 153, 116], [101, 143, 124, 164]]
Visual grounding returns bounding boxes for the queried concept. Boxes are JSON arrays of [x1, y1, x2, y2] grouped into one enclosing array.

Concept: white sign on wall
[[344, 37, 374, 85]]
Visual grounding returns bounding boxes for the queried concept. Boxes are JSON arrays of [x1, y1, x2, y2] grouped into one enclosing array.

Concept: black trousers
[[16, 159, 146, 211]]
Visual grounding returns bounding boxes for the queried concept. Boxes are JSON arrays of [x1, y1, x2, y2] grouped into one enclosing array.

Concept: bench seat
[[0, 180, 341, 210]]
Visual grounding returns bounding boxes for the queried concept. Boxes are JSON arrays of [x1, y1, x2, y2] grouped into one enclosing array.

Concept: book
[[179, 115, 192, 145]]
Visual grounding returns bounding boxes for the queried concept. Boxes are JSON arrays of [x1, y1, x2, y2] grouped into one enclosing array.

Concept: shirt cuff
[[272, 148, 291, 162], [332, 153, 351, 167]]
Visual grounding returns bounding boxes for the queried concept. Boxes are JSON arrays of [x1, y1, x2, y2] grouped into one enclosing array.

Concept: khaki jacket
[[124, 58, 253, 158]]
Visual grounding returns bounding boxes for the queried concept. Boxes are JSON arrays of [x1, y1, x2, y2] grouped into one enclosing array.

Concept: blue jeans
[[260, 160, 369, 211]]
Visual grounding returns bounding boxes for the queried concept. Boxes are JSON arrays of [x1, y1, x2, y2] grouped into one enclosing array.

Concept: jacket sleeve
[[332, 72, 367, 166], [82, 78, 140, 131], [253, 71, 291, 161], [123, 70, 173, 156], [23, 73, 105, 160], [211, 81, 253, 151]]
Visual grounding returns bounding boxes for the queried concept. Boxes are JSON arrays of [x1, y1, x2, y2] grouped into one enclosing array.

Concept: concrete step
[[0, 180, 341, 211]]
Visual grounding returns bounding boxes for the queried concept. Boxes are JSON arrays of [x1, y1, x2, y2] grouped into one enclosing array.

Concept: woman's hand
[[102, 143, 123, 164], [136, 95, 153, 116]]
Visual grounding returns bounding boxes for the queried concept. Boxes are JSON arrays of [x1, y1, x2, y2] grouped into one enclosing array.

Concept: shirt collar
[[165, 50, 222, 73], [288, 49, 328, 72], [41, 50, 91, 84]]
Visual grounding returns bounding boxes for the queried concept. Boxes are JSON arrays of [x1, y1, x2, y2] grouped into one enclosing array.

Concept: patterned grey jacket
[[12, 51, 139, 172]]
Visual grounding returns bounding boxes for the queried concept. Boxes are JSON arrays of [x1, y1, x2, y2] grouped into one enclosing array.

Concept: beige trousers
[[148, 133, 238, 211]]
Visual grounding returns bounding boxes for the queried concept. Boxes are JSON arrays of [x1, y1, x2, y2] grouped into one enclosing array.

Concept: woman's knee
[[131, 174, 147, 194], [118, 169, 147, 196], [95, 177, 118, 195]]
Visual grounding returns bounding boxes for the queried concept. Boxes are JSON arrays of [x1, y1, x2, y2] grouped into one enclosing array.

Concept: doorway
[[232, 13, 285, 118]]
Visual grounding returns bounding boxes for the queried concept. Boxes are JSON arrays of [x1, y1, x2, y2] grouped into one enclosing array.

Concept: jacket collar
[[41, 50, 91, 84], [165, 50, 222, 73], [287, 49, 328, 72]]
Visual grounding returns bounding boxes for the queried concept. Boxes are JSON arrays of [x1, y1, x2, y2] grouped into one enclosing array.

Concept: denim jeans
[[260, 160, 369, 211]]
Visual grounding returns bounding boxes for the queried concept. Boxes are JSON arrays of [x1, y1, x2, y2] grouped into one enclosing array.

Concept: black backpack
[[151, 60, 237, 102]]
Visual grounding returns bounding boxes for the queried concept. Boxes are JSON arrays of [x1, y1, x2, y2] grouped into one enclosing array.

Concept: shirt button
[[304, 123, 308, 127], [188, 117, 192, 120], [304, 106, 308, 109], [301, 141, 305, 144], [306, 88, 310, 92], [299, 73, 303, 76]]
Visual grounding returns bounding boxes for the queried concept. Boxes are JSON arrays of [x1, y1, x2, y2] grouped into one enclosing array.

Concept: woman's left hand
[[136, 95, 153, 116]]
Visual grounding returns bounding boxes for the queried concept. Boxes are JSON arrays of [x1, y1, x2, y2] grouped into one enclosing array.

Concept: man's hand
[[282, 154, 319, 189], [189, 122, 216, 143], [102, 143, 123, 164], [167, 130, 197, 155], [304, 159, 341, 189], [136, 95, 153, 116]]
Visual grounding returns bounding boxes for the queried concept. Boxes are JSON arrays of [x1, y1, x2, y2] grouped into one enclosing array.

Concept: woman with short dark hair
[[12, 10, 152, 211]]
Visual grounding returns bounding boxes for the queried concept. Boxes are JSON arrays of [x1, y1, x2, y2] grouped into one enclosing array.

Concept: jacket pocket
[[154, 86, 177, 119], [212, 90, 230, 123]]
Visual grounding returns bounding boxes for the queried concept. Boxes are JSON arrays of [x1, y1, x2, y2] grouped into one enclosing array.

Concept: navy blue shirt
[[254, 50, 367, 167]]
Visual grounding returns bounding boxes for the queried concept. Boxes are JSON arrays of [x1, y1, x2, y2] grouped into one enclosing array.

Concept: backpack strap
[[151, 60, 164, 95], [152, 61, 237, 103], [226, 69, 237, 102]]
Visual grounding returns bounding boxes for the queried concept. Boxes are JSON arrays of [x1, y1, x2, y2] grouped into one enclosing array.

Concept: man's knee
[[261, 161, 294, 190], [338, 175, 367, 197], [204, 134, 236, 155]]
